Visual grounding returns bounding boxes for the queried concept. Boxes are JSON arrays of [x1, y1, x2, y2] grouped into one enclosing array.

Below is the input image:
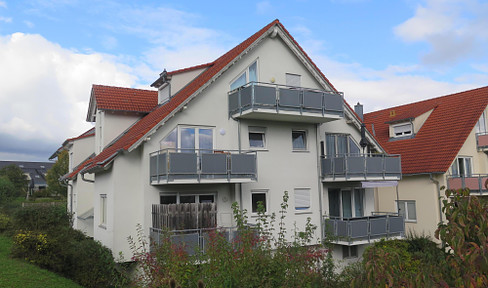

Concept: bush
[[13, 204, 70, 232], [0, 213, 11, 232], [0, 176, 16, 204]]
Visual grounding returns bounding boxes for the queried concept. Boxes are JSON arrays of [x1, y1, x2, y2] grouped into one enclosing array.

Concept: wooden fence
[[152, 203, 217, 231]]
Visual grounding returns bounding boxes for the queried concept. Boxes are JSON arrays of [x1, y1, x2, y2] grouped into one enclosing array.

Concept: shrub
[[13, 204, 70, 232], [0, 176, 16, 204], [0, 213, 11, 232]]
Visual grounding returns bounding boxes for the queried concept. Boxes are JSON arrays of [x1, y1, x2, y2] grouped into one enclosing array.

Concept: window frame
[[392, 122, 413, 138], [230, 60, 258, 91], [160, 125, 215, 152], [397, 200, 417, 222], [294, 187, 311, 213], [325, 134, 361, 157], [451, 156, 473, 177], [251, 190, 268, 215], [160, 193, 216, 204], [249, 126, 267, 149], [292, 130, 307, 151], [100, 194, 107, 228], [475, 111, 487, 134], [342, 245, 358, 259], [285, 73, 301, 87], [328, 188, 365, 219]]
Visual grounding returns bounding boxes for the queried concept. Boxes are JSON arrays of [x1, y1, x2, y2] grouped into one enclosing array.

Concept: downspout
[[315, 123, 325, 241]]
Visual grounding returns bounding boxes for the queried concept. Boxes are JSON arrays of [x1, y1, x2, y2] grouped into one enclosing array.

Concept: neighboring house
[[0, 161, 53, 195], [60, 20, 403, 262], [364, 86, 488, 239]]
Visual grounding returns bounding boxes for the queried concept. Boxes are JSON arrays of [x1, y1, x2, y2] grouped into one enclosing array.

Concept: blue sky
[[0, 0, 487, 161]]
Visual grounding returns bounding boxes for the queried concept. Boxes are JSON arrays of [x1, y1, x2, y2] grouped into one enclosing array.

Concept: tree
[[46, 150, 69, 197], [0, 176, 16, 204], [0, 164, 28, 197]]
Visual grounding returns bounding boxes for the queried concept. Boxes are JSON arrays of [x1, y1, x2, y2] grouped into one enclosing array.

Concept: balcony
[[324, 213, 405, 245], [228, 82, 343, 123], [447, 174, 488, 194], [150, 149, 257, 185], [321, 154, 402, 182], [476, 132, 488, 151]]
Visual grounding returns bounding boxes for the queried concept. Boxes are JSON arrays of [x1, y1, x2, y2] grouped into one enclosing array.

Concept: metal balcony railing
[[321, 154, 402, 181], [447, 174, 488, 194], [228, 82, 344, 120], [149, 148, 257, 184], [324, 213, 405, 245]]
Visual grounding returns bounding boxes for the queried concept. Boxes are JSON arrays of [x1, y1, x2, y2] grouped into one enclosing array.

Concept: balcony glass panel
[[321, 154, 401, 181]]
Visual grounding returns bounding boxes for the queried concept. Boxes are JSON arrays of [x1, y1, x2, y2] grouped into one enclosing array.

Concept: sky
[[0, 0, 487, 162]]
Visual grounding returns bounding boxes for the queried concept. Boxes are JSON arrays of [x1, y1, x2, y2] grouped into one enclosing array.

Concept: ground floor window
[[342, 245, 358, 259], [294, 188, 311, 211], [397, 200, 417, 222], [328, 188, 364, 218], [251, 190, 268, 214], [160, 193, 215, 204]]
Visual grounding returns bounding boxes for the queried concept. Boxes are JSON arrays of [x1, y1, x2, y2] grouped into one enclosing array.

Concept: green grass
[[0, 235, 82, 288]]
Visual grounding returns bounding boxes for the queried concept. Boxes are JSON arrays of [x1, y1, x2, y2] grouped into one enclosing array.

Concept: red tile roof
[[92, 85, 158, 113], [66, 127, 95, 142], [68, 19, 340, 178], [167, 62, 214, 76], [364, 86, 488, 175]]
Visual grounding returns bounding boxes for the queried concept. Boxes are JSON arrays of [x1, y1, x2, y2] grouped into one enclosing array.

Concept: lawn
[[0, 234, 82, 288]]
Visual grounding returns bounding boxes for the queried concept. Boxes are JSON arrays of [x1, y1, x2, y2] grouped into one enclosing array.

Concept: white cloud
[[0, 16, 11, 22], [0, 1, 6, 8], [24, 20, 35, 28], [0, 32, 137, 159], [394, 0, 488, 65]]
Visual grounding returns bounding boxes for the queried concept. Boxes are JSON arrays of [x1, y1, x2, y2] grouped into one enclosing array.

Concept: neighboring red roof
[[167, 62, 214, 76], [92, 85, 158, 113], [66, 127, 95, 142], [364, 86, 488, 175], [70, 19, 340, 177]]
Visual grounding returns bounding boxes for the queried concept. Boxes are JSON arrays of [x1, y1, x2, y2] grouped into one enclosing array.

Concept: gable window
[[325, 134, 360, 156], [251, 190, 267, 214], [342, 245, 358, 259], [292, 130, 307, 150], [100, 194, 107, 227], [249, 127, 266, 148], [294, 188, 311, 212], [397, 200, 417, 222], [160, 126, 214, 152], [451, 157, 472, 177], [230, 60, 258, 90], [328, 188, 364, 218], [393, 123, 413, 137], [475, 111, 487, 134], [286, 73, 301, 87]]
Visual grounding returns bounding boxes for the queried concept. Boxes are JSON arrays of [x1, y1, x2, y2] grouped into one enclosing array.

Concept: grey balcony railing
[[321, 154, 401, 181], [447, 174, 488, 194], [228, 82, 344, 120], [150, 148, 257, 184], [476, 132, 488, 151], [324, 213, 405, 245]]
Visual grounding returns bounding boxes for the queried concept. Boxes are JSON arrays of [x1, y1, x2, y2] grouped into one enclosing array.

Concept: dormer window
[[393, 123, 412, 138], [230, 60, 258, 90]]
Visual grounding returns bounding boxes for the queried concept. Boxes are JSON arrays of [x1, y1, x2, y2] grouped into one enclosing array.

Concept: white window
[[393, 123, 413, 137], [294, 188, 311, 211], [286, 73, 301, 87], [249, 127, 266, 148], [476, 111, 487, 134], [160, 194, 215, 204], [451, 157, 472, 177], [397, 200, 417, 222], [292, 130, 307, 150], [230, 60, 258, 90], [160, 126, 214, 152], [342, 245, 358, 259], [251, 190, 267, 214], [100, 194, 107, 227], [328, 188, 364, 218], [158, 84, 171, 104], [325, 134, 360, 156]]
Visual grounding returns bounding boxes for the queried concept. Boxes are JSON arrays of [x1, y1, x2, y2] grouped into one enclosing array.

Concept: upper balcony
[[228, 82, 344, 123], [446, 174, 488, 195], [321, 154, 402, 182], [476, 132, 488, 152], [324, 213, 405, 246], [150, 149, 257, 185]]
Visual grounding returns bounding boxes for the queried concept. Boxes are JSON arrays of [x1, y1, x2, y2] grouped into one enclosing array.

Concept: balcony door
[[160, 126, 214, 153], [328, 188, 364, 219], [325, 134, 360, 157]]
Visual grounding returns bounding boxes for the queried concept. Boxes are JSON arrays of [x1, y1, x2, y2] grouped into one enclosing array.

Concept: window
[[476, 111, 487, 134], [292, 130, 307, 150], [328, 188, 364, 218], [230, 60, 258, 90], [251, 191, 267, 214], [160, 126, 214, 152], [325, 134, 360, 156], [342, 246, 358, 259], [286, 73, 301, 87], [393, 123, 413, 137], [294, 188, 311, 211], [160, 194, 215, 204], [249, 127, 266, 148], [100, 194, 107, 227], [451, 157, 472, 177], [397, 200, 417, 222]]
